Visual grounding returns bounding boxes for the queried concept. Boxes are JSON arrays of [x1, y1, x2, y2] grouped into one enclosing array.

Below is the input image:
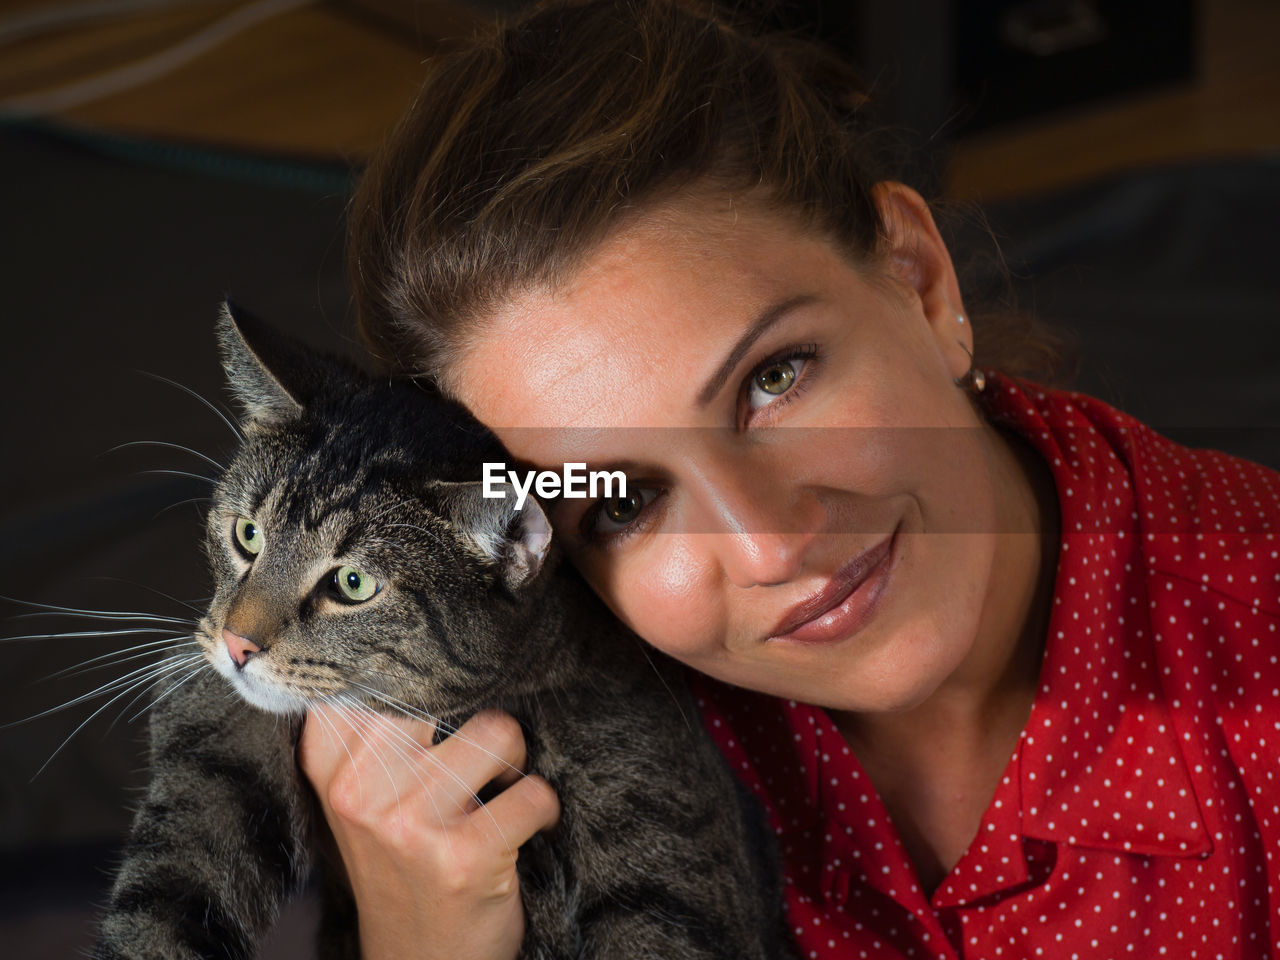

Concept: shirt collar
[[983, 373, 1214, 860]]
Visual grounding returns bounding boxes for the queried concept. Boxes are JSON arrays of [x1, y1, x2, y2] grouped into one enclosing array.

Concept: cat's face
[[192, 305, 552, 717]]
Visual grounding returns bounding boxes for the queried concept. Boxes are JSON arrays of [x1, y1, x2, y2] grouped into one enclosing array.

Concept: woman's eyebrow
[[694, 293, 818, 407]]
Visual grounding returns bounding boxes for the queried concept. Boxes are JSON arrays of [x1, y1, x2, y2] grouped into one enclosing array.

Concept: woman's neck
[[832, 418, 1061, 894]]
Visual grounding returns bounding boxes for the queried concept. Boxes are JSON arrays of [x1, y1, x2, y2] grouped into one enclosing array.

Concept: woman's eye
[[589, 487, 662, 539], [745, 351, 813, 413], [234, 517, 263, 557], [330, 565, 379, 603]]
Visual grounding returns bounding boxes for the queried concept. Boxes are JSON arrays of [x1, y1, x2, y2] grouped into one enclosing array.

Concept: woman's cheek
[[613, 533, 725, 661]]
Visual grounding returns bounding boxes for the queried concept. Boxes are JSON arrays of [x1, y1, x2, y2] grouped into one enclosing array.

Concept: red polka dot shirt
[[692, 372, 1280, 959]]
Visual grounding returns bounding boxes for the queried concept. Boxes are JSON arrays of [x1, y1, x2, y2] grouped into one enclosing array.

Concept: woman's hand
[[298, 705, 561, 960]]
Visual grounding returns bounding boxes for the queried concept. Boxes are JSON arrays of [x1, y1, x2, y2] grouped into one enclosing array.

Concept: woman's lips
[[766, 529, 897, 645]]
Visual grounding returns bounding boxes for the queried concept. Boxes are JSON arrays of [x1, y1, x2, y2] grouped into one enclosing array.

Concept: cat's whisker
[[338, 696, 454, 795], [139, 468, 218, 486], [109, 664, 202, 731], [309, 702, 366, 810], [154, 496, 213, 519], [138, 371, 244, 443], [12, 612, 196, 629], [9, 652, 207, 727], [359, 498, 419, 528], [347, 679, 459, 731], [354, 726, 465, 856], [325, 698, 408, 825], [349, 681, 528, 785], [11, 616, 197, 640], [108, 440, 227, 473], [29, 653, 207, 780], [347, 679, 477, 746], [50, 638, 202, 681], [126, 661, 209, 724], [338, 695, 496, 847], [346, 673, 465, 727], [78, 579, 209, 616], [384, 522, 436, 538], [5, 627, 196, 644], [332, 697, 458, 853], [355, 686, 509, 768], [630, 637, 696, 735], [338, 695, 515, 859], [0, 596, 197, 623], [338, 698, 451, 801]]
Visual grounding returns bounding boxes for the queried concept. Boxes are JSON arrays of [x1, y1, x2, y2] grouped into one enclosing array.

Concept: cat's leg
[[515, 832, 577, 960], [576, 904, 757, 960], [94, 669, 314, 960], [523, 671, 794, 960], [564, 847, 781, 960]]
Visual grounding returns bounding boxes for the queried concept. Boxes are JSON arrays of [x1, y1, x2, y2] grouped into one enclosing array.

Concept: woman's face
[[453, 184, 1039, 713]]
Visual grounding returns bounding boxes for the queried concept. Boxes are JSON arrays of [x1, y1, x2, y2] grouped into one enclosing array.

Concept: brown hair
[[348, 0, 1070, 391]]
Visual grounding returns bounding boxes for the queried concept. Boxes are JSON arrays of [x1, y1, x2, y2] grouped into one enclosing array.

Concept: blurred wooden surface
[[0, 0, 477, 161], [944, 0, 1280, 200], [0, 0, 1276, 198]]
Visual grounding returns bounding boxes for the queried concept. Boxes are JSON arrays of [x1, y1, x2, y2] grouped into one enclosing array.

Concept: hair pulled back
[[348, 0, 1067, 389]]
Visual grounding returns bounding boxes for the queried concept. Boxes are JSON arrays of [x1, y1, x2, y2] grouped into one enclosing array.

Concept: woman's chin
[[819, 626, 971, 716]]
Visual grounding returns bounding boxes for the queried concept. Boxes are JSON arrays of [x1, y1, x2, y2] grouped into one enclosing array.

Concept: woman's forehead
[[453, 200, 858, 439]]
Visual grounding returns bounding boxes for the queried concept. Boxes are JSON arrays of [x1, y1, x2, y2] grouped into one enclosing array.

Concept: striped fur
[[93, 305, 790, 959]]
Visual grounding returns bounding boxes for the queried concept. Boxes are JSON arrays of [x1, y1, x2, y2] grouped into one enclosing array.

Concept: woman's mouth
[[766, 527, 897, 645]]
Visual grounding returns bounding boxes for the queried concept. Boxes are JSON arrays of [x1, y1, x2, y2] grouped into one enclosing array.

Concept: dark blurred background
[[1, 0, 1277, 957]]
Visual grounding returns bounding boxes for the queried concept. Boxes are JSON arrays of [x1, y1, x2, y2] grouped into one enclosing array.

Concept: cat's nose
[[222, 627, 262, 669]]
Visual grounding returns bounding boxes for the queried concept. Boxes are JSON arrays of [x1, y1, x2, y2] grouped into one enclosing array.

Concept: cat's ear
[[217, 300, 342, 428], [436, 481, 553, 589]]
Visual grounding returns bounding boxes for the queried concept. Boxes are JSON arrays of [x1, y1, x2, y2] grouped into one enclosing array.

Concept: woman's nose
[[685, 456, 824, 588]]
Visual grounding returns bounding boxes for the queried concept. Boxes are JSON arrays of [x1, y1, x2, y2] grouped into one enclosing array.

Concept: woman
[[298, 1, 1280, 957]]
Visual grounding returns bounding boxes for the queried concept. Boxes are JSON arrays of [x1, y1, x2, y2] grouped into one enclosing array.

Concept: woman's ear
[[871, 181, 972, 382]]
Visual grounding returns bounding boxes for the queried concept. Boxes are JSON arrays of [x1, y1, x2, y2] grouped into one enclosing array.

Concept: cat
[[92, 303, 790, 960]]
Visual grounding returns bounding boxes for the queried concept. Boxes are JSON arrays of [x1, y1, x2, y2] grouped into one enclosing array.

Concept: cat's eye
[[331, 565, 379, 603], [234, 517, 263, 557]]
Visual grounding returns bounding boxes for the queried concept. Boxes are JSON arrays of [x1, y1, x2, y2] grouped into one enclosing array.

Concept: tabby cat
[[93, 304, 789, 960]]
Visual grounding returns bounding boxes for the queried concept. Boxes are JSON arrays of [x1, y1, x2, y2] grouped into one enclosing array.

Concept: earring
[[956, 313, 966, 324], [956, 367, 986, 394], [952, 339, 986, 394]]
